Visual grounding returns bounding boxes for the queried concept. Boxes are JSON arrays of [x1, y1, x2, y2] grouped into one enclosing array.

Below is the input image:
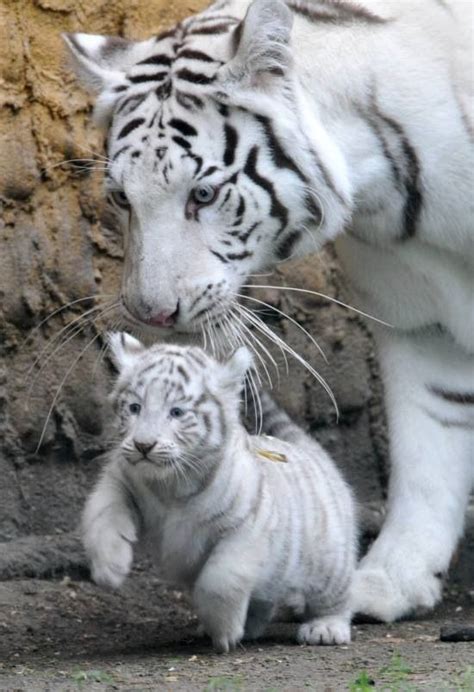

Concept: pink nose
[[146, 306, 179, 328]]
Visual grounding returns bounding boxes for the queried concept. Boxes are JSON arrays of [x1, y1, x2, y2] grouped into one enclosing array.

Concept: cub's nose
[[134, 441, 156, 456]]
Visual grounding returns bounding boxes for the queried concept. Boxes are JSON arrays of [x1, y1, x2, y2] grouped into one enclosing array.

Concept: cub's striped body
[[66, 0, 473, 623], [83, 334, 356, 651]]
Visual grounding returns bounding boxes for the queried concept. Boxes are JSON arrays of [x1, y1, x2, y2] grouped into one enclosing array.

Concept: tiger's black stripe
[[138, 54, 172, 66], [276, 230, 302, 260], [244, 146, 289, 232], [223, 123, 238, 166], [199, 165, 219, 179], [188, 22, 236, 35], [172, 135, 191, 150], [116, 94, 147, 116], [176, 68, 215, 85], [169, 118, 197, 137], [373, 103, 423, 239], [118, 118, 145, 139], [288, 0, 386, 24], [211, 250, 229, 263], [175, 91, 205, 110], [226, 250, 253, 261], [177, 49, 216, 62], [255, 115, 306, 182], [129, 72, 168, 83], [238, 221, 260, 243], [112, 145, 131, 160], [430, 386, 474, 405]]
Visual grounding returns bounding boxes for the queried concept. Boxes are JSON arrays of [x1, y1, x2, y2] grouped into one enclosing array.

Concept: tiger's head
[[64, 0, 352, 338]]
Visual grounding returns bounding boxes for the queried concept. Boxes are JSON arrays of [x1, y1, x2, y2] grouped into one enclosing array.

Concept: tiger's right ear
[[108, 332, 145, 372], [63, 33, 154, 124]]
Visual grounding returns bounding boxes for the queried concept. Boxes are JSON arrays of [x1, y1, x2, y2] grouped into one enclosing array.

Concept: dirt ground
[[0, 568, 472, 692]]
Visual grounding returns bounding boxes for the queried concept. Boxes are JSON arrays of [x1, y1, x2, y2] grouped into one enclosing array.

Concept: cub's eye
[[170, 407, 185, 419], [129, 403, 141, 415], [109, 190, 131, 210], [192, 184, 218, 205]]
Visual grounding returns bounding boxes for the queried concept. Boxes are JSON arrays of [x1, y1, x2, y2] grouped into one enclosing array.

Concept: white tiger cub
[[83, 332, 356, 652]]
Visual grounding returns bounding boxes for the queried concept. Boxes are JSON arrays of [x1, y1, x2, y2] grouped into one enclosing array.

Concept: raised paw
[[298, 615, 351, 646], [88, 530, 134, 589], [351, 564, 442, 623]]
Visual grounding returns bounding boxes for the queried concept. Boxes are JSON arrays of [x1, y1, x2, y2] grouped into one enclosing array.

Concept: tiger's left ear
[[221, 346, 253, 391], [217, 0, 294, 89]]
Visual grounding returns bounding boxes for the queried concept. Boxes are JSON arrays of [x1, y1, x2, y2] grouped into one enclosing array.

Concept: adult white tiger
[[63, 0, 474, 623]]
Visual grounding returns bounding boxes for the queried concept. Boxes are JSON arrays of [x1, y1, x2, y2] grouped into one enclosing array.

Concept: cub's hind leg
[[193, 540, 257, 653]]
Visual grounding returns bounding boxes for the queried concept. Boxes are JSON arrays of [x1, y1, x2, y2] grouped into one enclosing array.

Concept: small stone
[[440, 624, 474, 642]]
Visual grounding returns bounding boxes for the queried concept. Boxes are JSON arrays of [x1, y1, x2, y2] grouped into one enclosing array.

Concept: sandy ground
[[0, 571, 473, 692]]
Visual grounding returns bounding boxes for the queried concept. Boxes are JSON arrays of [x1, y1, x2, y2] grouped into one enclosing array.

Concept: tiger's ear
[[63, 33, 154, 124], [218, 0, 293, 89], [220, 346, 253, 390], [108, 332, 145, 372]]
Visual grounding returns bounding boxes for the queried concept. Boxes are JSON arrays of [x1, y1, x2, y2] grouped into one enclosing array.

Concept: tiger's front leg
[[352, 330, 474, 622]]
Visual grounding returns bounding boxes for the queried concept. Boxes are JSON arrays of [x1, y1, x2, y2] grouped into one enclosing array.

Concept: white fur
[[83, 336, 356, 651], [66, 0, 474, 621]]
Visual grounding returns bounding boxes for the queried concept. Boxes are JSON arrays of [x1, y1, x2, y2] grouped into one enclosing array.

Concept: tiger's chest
[[336, 233, 474, 354]]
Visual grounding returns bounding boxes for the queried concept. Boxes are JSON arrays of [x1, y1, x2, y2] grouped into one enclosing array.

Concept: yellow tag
[[255, 448, 288, 463]]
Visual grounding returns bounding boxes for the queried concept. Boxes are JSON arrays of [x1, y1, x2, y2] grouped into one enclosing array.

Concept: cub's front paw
[[87, 530, 134, 589], [298, 615, 351, 646], [351, 564, 442, 623], [211, 629, 244, 655]]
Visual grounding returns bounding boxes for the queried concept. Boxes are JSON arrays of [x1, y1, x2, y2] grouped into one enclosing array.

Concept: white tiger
[[83, 332, 356, 651], [64, 0, 474, 622]]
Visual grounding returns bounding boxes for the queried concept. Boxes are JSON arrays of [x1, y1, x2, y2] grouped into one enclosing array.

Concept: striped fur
[[66, 0, 473, 624], [82, 333, 356, 651]]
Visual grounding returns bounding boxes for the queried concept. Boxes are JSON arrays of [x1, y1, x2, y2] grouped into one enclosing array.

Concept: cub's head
[[108, 332, 251, 477], [65, 0, 350, 338]]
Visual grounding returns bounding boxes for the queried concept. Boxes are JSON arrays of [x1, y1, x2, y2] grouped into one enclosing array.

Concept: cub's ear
[[221, 346, 253, 390], [218, 0, 293, 89], [108, 332, 145, 372]]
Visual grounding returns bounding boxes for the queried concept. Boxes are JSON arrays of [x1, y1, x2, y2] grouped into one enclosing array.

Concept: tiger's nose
[[146, 303, 179, 328], [134, 440, 156, 456]]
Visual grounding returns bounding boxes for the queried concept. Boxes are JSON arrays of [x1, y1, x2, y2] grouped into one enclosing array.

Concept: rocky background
[[0, 0, 471, 590]]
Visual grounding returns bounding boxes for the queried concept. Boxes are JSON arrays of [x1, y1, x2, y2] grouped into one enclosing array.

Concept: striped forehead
[[131, 349, 211, 400], [107, 18, 238, 161]]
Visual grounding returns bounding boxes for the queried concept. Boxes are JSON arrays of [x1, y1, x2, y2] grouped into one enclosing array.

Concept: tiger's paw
[[351, 564, 443, 623]]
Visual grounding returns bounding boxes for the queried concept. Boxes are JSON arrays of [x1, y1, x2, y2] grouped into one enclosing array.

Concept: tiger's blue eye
[[192, 184, 217, 205], [129, 403, 141, 415], [170, 407, 185, 418]]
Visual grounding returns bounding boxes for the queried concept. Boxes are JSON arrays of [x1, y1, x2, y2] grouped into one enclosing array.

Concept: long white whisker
[[238, 304, 339, 418], [35, 331, 102, 453], [242, 285, 392, 327], [237, 303, 289, 375], [236, 292, 328, 364], [25, 294, 114, 346], [229, 307, 275, 387]]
